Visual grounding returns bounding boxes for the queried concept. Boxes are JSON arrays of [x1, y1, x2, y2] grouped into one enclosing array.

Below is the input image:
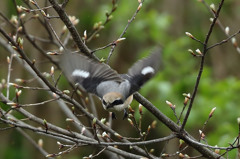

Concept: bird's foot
[[122, 108, 128, 120]]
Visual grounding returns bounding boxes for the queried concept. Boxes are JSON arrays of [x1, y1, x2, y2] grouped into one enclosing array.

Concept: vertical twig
[[181, 0, 225, 130], [6, 54, 14, 99], [107, 1, 143, 63]]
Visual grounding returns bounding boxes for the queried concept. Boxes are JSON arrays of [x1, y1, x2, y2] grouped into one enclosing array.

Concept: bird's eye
[[112, 99, 123, 105], [102, 100, 107, 105]]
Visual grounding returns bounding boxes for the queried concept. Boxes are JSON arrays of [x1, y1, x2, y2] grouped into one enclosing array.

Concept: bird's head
[[102, 92, 133, 112]]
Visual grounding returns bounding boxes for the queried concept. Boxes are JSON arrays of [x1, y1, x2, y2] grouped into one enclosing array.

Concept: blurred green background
[[1, 0, 240, 158]]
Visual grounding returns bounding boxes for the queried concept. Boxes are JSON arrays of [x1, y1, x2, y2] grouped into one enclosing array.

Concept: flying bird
[[60, 49, 161, 118]]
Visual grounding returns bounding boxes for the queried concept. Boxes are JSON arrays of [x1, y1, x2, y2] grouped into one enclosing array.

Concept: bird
[[60, 49, 161, 119]]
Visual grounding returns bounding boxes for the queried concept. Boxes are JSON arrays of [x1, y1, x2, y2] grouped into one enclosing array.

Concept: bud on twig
[[15, 78, 25, 83], [47, 52, 57, 55], [17, 26, 23, 32], [85, 97, 89, 105], [69, 16, 79, 25], [63, 90, 70, 94], [10, 15, 18, 25], [225, 27, 230, 35], [107, 15, 113, 21], [99, 58, 106, 63], [20, 13, 26, 19], [7, 102, 17, 106], [236, 47, 240, 54], [237, 117, 240, 125], [137, 3, 142, 11], [139, 104, 143, 115], [76, 90, 83, 97], [52, 93, 57, 99], [38, 139, 43, 147], [183, 93, 191, 105], [210, 4, 216, 13], [46, 154, 55, 158], [185, 32, 194, 39], [128, 106, 135, 114], [188, 49, 196, 56], [147, 125, 151, 133], [17, 6, 23, 13], [100, 118, 106, 124], [30, 0, 36, 5], [151, 120, 157, 129], [66, 118, 74, 122], [81, 127, 86, 135], [57, 141, 64, 149], [209, 107, 216, 118], [128, 118, 134, 126], [166, 100, 175, 110], [149, 149, 154, 153], [40, 10, 47, 17], [83, 30, 87, 40], [43, 119, 48, 131], [215, 145, 220, 154], [179, 153, 185, 158], [43, 72, 51, 78], [179, 139, 184, 148], [161, 153, 169, 157], [195, 49, 202, 56], [17, 37, 24, 49], [92, 118, 97, 129], [115, 37, 126, 44], [59, 46, 64, 52], [231, 38, 238, 47], [199, 130, 205, 140], [184, 154, 190, 158], [114, 132, 123, 140], [7, 56, 10, 64], [32, 59, 36, 65], [16, 89, 22, 97], [50, 66, 54, 75], [102, 131, 108, 138]]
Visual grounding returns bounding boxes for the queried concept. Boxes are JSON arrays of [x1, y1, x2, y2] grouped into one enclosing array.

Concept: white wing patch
[[141, 66, 155, 75], [72, 69, 90, 78]]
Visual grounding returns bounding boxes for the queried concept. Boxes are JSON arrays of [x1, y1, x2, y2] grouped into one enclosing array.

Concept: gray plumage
[[60, 49, 161, 112], [60, 53, 122, 97]]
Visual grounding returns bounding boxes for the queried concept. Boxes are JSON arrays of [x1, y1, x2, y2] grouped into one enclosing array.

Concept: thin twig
[[181, 0, 225, 130], [28, 5, 53, 12], [9, 83, 50, 91], [32, 0, 65, 49], [48, 0, 93, 58], [200, 0, 240, 53], [107, 2, 143, 63], [0, 11, 17, 29], [207, 29, 240, 50], [87, 0, 118, 43], [17, 128, 54, 159], [6, 54, 14, 99], [19, 98, 59, 107]]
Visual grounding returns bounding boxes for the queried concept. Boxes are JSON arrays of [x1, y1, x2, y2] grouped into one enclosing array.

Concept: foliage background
[[0, 0, 240, 158]]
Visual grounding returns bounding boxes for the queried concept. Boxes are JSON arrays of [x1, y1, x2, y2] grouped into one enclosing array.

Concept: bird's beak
[[106, 104, 113, 109]]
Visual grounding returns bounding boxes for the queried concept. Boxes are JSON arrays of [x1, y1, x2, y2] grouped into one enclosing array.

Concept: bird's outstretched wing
[[126, 48, 161, 97], [60, 53, 123, 97]]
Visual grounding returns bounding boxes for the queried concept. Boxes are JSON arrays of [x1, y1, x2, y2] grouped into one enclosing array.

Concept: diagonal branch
[[0, 28, 155, 158], [134, 92, 224, 159], [48, 0, 93, 57]]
